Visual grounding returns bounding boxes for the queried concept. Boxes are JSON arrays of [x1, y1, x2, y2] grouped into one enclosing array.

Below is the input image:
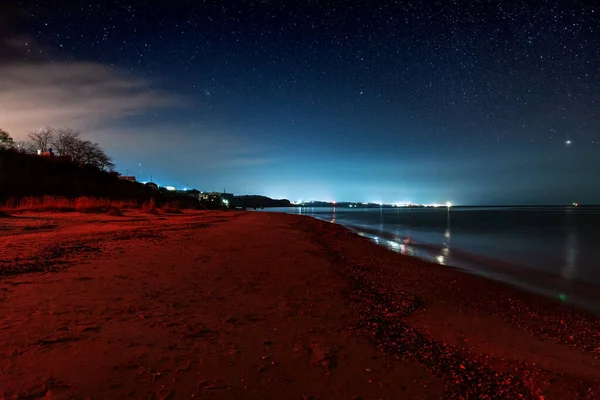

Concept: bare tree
[[51, 128, 81, 156], [28, 126, 55, 152], [81, 141, 100, 165], [75, 141, 114, 170], [24, 125, 115, 170], [69, 139, 88, 164], [13, 141, 37, 154], [98, 152, 115, 171], [0, 128, 15, 148]]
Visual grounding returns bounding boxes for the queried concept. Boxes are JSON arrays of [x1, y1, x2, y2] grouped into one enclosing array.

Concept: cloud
[[96, 123, 277, 173], [0, 61, 179, 139]]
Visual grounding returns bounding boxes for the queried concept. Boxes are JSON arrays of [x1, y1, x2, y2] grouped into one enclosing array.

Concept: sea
[[265, 206, 600, 314]]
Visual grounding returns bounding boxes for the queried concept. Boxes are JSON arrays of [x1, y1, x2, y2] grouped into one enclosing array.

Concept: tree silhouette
[[13, 141, 37, 154], [25, 126, 115, 171], [51, 127, 81, 156], [28, 126, 55, 152], [0, 129, 15, 148]]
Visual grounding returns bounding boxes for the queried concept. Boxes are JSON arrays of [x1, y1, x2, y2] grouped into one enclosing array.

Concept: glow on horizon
[[291, 198, 456, 207]]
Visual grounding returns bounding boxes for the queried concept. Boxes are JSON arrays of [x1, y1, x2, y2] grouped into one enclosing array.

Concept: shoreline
[[282, 208, 600, 316], [1, 210, 599, 398]]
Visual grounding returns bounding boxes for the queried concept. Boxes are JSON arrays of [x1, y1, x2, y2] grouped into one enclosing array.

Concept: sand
[[0, 210, 598, 399]]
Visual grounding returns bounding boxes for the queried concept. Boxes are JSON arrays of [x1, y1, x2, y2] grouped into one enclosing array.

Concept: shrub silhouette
[[0, 149, 200, 209]]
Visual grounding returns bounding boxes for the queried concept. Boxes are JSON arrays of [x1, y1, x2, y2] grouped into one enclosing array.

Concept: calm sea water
[[266, 206, 600, 313]]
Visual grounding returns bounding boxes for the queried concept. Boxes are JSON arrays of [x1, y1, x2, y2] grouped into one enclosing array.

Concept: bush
[[142, 198, 159, 214]]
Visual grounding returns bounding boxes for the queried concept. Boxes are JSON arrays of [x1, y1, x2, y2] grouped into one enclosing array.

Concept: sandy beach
[[0, 210, 598, 399]]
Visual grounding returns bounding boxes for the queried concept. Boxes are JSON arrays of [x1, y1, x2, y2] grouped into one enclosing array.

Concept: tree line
[[0, 127, 115, 171]]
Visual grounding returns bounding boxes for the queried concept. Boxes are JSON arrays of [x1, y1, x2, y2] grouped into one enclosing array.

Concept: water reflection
[[562, 208, 578, 280], [438, 208, 452, 265], [276, 205, 600, 313], [444, 209, 451, 241]]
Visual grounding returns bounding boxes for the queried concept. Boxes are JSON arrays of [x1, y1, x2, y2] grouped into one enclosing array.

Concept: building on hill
[[119, 176, 136, 182], [194, 191, 231, 208], [221, 192, 234, 202], [35, 148, 71, 162]]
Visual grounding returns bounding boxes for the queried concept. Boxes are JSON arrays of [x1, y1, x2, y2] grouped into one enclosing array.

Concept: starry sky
[[1, 0, 599, 205]]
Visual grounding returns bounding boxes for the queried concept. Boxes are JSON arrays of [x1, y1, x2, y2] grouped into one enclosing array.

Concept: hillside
[[230, 195, 291, 209], [0, 149, 197, 207]]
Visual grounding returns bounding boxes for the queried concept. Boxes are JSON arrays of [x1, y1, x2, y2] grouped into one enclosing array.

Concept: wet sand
[[0, 210, 598, 399]]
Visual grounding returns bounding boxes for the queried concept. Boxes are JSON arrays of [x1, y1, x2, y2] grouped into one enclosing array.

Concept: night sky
[[1, 1, 599, 205]]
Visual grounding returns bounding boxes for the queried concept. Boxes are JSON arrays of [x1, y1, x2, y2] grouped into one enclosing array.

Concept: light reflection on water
[[273, 206, 600, 313], [562, 208, 578, 281]]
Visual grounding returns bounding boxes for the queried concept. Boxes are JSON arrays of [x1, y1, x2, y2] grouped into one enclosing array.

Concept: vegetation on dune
[[1, 127, 289, 212], [0, 195, 199, 214], [0, 128, 201, 211]]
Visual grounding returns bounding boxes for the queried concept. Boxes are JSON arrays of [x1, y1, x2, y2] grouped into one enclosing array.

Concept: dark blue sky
[[1, 0, 599, 204]]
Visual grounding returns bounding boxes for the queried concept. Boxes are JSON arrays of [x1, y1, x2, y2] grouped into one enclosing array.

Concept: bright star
[[565, 140, 572, 145]]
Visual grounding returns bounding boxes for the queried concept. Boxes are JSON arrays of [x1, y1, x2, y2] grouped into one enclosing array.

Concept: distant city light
[[446, 201, 452, 207], [165, 186, 176, 191], [387, 240, 400, 250]]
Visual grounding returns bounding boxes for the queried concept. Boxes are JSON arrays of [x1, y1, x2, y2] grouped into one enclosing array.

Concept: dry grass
[[0, 196, 198, 215], [161, 201, 183, 214], [142, 198, 159, 214], [1, 196, 140, 214], [75, 197, 113, 213]]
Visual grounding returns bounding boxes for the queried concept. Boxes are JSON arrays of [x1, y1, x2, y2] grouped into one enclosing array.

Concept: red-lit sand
[[0, 210, 598, 399]]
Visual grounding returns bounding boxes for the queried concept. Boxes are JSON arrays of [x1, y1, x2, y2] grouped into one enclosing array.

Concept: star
[[565, 140, 572, 146]]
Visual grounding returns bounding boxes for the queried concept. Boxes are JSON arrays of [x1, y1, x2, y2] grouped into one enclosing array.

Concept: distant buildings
[[36, 148, 72, 162], [119, 176, 136, 182], [188, 191, 234, 207], [38, 148, 53, 156]]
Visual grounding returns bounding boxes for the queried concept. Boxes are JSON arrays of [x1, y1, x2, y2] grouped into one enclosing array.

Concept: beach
[[0, 210, 598, 399]]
